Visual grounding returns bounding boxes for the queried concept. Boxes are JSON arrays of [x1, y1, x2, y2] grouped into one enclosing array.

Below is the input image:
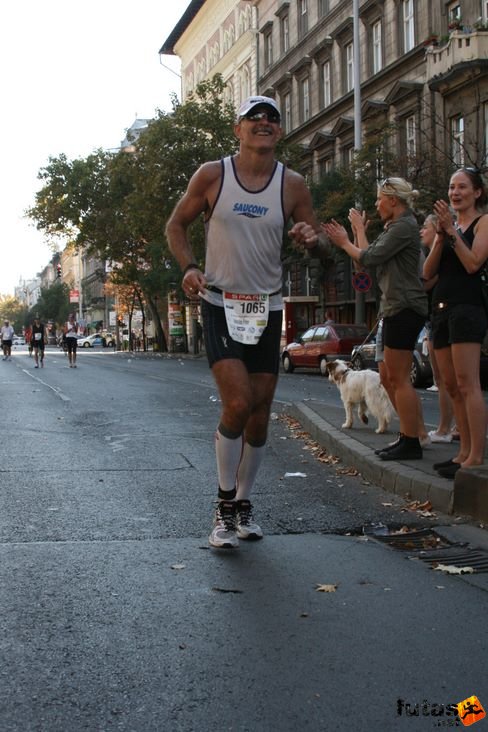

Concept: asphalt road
[[1, 346, 487, 731]]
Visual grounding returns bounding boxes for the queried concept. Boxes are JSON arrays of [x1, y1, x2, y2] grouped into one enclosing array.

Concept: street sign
[[352, 271, 372, 292]]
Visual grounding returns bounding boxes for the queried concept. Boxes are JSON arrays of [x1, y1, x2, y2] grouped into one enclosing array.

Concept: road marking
[[22, 369, 71, 401]]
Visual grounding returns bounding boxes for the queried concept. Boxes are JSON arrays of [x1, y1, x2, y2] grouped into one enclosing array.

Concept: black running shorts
[[201, 298, 282, 374]]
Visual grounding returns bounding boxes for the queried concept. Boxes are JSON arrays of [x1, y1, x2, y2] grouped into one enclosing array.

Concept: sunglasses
[[243, 110, 281, 124]]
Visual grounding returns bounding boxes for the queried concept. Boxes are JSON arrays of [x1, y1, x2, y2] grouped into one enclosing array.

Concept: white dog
[[325, 359, 394, 434]]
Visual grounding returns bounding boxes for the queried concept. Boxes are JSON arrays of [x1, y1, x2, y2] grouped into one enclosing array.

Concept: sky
[[0, 0, 191, 296]]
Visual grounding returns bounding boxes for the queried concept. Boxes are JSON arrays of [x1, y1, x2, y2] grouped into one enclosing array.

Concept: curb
[[288, 401, 457, 517]]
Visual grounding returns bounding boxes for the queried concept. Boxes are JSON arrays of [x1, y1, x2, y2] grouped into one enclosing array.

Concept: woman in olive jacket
[[323, 177, 427, 461]]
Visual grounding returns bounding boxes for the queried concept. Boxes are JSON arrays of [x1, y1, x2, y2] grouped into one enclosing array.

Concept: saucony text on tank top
[[202, 156, 285, 310]]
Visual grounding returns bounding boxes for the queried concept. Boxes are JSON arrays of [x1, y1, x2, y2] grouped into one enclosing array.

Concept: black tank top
[[432, 217, 483, 307]]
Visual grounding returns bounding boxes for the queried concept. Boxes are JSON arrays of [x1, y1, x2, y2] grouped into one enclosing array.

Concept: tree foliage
[[26, 76, 241, 349], [29, 282, 71, 326], [0, 296, 29, 331]]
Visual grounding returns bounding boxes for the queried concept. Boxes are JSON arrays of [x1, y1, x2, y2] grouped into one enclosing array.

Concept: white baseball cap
[[237, 95, 280, 120]]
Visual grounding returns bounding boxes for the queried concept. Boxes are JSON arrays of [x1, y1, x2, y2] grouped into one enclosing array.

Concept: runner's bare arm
[[166, 161, 221, 272]]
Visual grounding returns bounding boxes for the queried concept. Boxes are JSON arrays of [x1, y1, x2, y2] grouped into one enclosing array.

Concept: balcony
[[426, 31, 488, 89]]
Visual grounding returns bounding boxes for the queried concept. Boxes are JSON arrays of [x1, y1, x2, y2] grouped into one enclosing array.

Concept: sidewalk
[[287, 400, 488, 523]]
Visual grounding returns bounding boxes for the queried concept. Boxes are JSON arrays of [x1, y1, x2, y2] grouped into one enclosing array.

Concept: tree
[[0, 296, 28, 331], [26, 76, 239, 350], [31, 282, 70, 327]]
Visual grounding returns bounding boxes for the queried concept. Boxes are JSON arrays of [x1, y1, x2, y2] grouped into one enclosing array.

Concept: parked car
[[281, 323, 370, 376], [351, 326, 433, 387], [77, 334, 104, 348], [12, 335, 25, 346]]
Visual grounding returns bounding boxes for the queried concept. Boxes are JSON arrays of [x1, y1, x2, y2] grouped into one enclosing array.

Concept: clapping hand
[[433, 200, 455, 235], [321, 219, 350, 249]]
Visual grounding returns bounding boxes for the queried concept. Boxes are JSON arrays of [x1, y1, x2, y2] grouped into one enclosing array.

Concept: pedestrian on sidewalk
[[1, 320, 14, 361], [420, 214, 455, 443], [31, 316, 47, 368], [322, 177, 428, 461], [424, 167, 488, 479], [64, 313, 79, 368], [166, 95, 325, 549]]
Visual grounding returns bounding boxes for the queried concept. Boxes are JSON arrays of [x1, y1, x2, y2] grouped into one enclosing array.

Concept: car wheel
[[282, 354, 294, 373], [319, 356, 328, 376], [83, 342, 90, 348], [410, 356, 422, 387], [351, 354, 364, 371]]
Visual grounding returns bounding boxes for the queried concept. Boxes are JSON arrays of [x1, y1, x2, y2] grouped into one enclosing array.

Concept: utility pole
[[353, 0, 366, 324]]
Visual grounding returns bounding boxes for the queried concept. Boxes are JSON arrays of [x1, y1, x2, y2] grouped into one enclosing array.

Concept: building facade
[[160, 0, 257, 110], [163, 0, 488, 329]]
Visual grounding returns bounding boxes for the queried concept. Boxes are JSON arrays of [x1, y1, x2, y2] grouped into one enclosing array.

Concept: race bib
[[223, 292, 269, 345], [34, 332, 42, 341]]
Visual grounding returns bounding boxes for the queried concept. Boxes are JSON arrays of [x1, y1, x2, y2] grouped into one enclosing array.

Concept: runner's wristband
[[182, 263, 200, 275]]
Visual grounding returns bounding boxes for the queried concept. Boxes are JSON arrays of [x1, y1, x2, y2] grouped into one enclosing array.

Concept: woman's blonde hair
[[378, 177, 420, 207]]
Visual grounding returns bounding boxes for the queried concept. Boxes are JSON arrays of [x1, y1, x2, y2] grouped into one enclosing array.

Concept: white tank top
[[202, 156, 285, 310]]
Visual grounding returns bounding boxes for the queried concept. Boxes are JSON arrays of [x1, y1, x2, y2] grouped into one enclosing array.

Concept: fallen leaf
[[433, 564, 474, 575], [315, 583, 338, 593], [381, 502, 393, 507], [405, 500, 433, 512], [336, 467, 359, 476], [419, 510, 437, 518]]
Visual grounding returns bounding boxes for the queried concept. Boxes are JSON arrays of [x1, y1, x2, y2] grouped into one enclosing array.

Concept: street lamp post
[[353, 0, 366, 325]]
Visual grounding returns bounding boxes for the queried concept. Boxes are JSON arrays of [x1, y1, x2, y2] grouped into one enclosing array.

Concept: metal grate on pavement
[[364, 525, 488, 573]]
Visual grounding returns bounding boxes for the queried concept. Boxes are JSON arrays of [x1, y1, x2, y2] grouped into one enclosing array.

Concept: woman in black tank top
[[424, 168, 488, 478]]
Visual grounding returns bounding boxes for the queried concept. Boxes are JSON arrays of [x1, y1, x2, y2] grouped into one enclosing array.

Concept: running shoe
[[209, 500, 238, 549], [235, 500, 263, 541]]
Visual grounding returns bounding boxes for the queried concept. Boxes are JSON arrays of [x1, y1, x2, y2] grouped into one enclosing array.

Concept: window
[[264, 30, 273, 68], [318, 0, 329, 16], [403, 0, 415, 52], [301, 327, 316, 343], [283, 92, 292, 134], [321, 61, 331, 108], [451, 116, 465, 166], [484, 0, 488, 23], [372, 20, 382, 73], [448, 3, 461, 24], [301, 77, 311, 122], [298, 0, 308, 38], [346, 43, 354, 92], [405, 114, 417, 157], [241, 65, 250, 100], [319, 157, 333, 178], [281, 14, 290, 54]]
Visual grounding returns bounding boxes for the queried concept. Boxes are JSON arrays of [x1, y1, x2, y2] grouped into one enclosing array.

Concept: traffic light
[[56, 263, 62, 279]]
